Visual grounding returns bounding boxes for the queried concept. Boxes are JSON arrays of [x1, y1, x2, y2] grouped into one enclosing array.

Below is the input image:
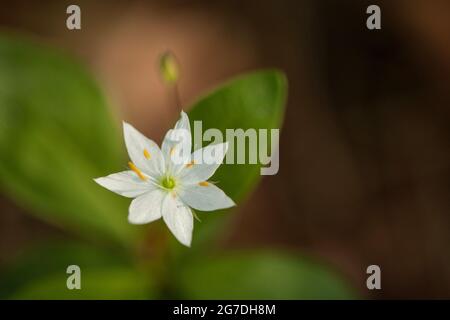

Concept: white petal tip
[[173, 233, 192, 247], [123, 121, 138, 133], [93, 177, 113, 190], [128, 206, 160, 225], [220, 194, 236, 209], [221, 202, 236, 210], [127, 217, 148, 225], [180, 240, 191, 248]]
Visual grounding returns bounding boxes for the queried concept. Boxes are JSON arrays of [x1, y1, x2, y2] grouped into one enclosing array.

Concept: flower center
[[161, 176, 176, 190]]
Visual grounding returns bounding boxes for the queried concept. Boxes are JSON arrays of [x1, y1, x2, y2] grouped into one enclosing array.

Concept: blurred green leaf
[[12, 267, 152, 299], [184, 70, 286, 247], [0, 242, 154, 299], [176, 251, 356, 299], [0, 35, 136, 245], [188, 69, 286, 201]]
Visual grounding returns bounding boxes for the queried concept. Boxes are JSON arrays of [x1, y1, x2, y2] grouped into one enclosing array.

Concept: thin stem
[[173, 83, 182, 112]]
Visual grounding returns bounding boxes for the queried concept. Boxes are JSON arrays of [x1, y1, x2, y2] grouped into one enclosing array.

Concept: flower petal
[[180, 142, 228, 184], [94, 171, 152, 198], [162, 193, 193, 247], [179, 182, 235, 211], [123, 122, 165, 177], [162, 111, 192, 170], [128, 189, 165, 224]]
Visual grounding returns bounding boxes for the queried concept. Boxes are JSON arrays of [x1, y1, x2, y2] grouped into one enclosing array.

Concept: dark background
[[0, 0, 449, 298]]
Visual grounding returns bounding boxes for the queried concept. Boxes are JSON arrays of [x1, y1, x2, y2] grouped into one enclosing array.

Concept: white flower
[[94, 111, 235, 247]]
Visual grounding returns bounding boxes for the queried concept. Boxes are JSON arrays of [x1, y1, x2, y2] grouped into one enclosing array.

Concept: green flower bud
[[159, 52, 179, 84]]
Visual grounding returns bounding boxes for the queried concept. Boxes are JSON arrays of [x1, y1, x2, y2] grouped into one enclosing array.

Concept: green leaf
[[188, 69, 286, 201], [176, 251, 356, 299], [12, 267, 152, 300], [0, 35, 136, 245], [184, 70, 287, 247], [0, 242, 155, 299]]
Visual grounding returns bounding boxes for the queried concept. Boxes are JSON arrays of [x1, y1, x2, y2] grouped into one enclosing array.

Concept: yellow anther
[[170, 146, 175, 156], [143, 149, 151, 159], [198, 181, 209, 187], [128, 162, 147, 181], [186, 160, 196, 168]]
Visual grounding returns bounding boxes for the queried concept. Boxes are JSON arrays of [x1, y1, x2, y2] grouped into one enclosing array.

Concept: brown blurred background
[[0, 0, 449, 298]]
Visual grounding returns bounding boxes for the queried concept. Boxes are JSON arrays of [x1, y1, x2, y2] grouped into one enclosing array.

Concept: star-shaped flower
[[94, 111, 235, 247]]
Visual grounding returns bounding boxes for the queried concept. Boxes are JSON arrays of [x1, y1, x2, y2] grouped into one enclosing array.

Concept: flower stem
[[173, 83, 182, 112]]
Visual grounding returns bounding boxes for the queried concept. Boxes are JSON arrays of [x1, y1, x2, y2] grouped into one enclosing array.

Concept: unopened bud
[[159, 52, 179, 84]]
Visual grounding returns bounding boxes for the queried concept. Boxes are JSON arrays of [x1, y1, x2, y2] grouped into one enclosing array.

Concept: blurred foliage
[[0, 35, 135, 246], [0, 35, 356, 299], [0, 242, 152, 299], [177, 252, 354, 299], [189, 69, 286, 201]]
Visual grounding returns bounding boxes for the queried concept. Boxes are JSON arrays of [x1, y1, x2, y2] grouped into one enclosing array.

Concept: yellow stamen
[[186, 160, 196, 168], [143, 149, 151, 159], [128, 162, 147, 181], [198, 181, 209, 187], [170, 146, 175, 156]]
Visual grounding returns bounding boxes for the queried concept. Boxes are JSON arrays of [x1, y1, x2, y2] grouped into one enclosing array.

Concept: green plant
[[0, 35, 355, 299]]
